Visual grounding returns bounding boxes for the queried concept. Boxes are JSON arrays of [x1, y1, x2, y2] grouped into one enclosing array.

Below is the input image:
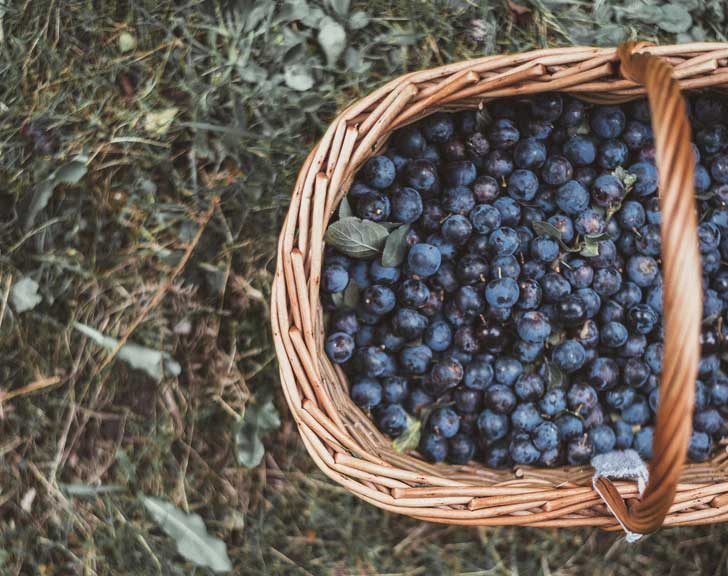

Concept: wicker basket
[[271, 42, 728, 532]]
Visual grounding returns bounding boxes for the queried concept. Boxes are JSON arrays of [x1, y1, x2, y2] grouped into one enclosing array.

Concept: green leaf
[[10, 277, 42, 313], [632, 4, 664, 24], [659, 5, 692, 33], [393, 417, 421, 453], [543, 359, 564, 389], [575, 119, 591, 135], [546, 329, 565, 347], [318, 17, 347, 66], [324, 217, 388, 258], [687, 24, 706, 42], [343, 281, 360, 308], [74, 322, 181, 382], [115, 448, 137, 483], [279, 0, 310, 22], [382, 224, 410, 268], [614, 165, 637, 194], [378, 221, 402, 231], [284, 64, 315, 91], [301, 6, 326, 27], [24, 155, 88, 230], [330, 291, 345, 308], [585, 232, 611, 242], [338, 196, 353, 219], [329, 0, 350, 16], [348, 11, 369, 30], [605, 202, 622, 222], [579, 241, 600, 258], [244, 3, 271, 31], [236, 398, 280, 468], [532, 220, 562, 240], [142, 497, 232, 573]]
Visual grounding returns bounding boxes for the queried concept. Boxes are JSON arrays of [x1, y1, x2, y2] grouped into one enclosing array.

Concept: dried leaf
[[74, 322, 181, 382], [144, 108, 178, 136], [393, 417, 421, 453], [324, 217, 388, 259], [382, 224, 410, 268], [142, 497, 232, 573], [507, 0, 531, 16], [60, 483, 124, 496], [118, 31, 137, 53], [11, 277, 42, 313]]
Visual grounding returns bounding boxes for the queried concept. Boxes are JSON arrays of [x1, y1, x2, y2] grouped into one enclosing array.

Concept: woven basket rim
[[272, 42, 728, 530]]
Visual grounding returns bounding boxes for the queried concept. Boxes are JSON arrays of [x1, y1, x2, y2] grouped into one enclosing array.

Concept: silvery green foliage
[[236, 397, 281, 468], [142, 497, 232, 573]]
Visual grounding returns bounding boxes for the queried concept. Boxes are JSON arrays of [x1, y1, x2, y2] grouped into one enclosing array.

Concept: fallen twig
[[0, 375, 62, 404]]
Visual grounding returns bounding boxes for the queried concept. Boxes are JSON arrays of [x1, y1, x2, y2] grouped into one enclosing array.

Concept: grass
[[0, 0, 727, 574]]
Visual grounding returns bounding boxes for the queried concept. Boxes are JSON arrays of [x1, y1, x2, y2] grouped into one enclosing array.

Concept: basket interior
[[321, 92, 728, 487]]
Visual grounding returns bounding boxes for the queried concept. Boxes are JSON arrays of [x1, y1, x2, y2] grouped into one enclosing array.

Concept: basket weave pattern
[[272, 43, 728, 529]]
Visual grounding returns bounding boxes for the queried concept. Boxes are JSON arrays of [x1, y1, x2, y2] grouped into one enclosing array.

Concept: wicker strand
[[272, 42, 728, 529]]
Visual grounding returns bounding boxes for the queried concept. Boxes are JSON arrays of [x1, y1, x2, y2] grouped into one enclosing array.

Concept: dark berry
[[419, 432, 448, 462], [590, 106, 625, 138], [428, 406, 460, 438], [566, 436, 594, 465], [553, 340, 586, 373], [325, 332, 355, 363], [390, 187, 423, 223], [448, 433, 476, 464], [589, 424, 616, 454], [375, 404, 409, 437], [357, 191, 391, 221], [408, 243, 442, 277], [485, 277, 520, 308], [322, 264, 350, 296], [510, 437, 540, 465], [351, 378, 383, 410], [542, 155, 573, 186], [362, 155, 396, 189], [632, 426, 654, 459]]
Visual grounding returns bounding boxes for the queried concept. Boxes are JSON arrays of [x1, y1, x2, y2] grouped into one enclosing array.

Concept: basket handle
[[593, 41, 703, 534]]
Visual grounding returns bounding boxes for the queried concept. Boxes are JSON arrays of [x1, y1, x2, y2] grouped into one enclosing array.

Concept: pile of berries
[[321, 92, 728, 468]]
